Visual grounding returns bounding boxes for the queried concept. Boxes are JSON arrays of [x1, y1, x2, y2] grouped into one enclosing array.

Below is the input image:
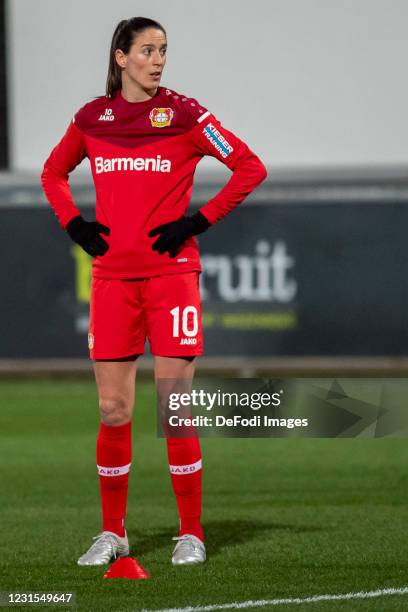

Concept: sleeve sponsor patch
[[202, 122, 234, 158]]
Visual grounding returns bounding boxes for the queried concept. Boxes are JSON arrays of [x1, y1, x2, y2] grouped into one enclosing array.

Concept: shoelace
[[172, 535, 201, 552], [90, 533, 118, 559]]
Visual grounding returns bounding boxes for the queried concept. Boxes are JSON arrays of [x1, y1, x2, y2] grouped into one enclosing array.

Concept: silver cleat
[[171, 534, 206, 566], [77, 531, 129, 566]]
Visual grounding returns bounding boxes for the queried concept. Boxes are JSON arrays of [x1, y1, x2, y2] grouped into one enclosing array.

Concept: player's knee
[[99, 395, 131, 426]]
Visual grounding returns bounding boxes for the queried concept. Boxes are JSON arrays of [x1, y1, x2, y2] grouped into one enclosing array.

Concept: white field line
[[141, 586, 408, 612]]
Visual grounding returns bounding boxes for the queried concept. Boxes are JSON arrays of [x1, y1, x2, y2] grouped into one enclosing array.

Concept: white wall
[[7, 0, 408, 172]]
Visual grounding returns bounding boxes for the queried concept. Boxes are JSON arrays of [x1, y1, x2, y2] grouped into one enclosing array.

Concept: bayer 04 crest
[[149, 107, 174, 128]]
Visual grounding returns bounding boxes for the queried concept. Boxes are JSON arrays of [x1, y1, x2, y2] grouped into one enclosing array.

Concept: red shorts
[[88, 272, 203, 359]]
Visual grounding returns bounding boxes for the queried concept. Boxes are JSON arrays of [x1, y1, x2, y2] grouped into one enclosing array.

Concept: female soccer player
[[41, 17, 267, 567]]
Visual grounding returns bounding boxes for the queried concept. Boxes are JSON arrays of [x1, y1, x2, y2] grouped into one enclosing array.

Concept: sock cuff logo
[[169, 459, 202, 475], [97, 462, 131, 477]]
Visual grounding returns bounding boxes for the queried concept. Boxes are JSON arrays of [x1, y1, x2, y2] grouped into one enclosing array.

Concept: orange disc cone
[[103, 556, 150, 580]]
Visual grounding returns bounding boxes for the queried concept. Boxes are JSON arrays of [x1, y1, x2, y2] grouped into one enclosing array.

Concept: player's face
[[117, 28, 167, 92]]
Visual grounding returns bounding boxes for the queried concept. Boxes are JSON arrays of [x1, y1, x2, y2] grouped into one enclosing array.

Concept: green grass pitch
[[1, 379, 408, 611]]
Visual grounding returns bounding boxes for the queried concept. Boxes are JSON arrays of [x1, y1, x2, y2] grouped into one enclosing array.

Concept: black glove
[[66, 215, 110, 257], [149, 211, 211, 258]]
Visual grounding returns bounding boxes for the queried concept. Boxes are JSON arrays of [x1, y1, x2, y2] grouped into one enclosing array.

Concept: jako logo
[[180, 338, 197, 345], [98, 108, 115, 121], [94, 156, 172, 174]]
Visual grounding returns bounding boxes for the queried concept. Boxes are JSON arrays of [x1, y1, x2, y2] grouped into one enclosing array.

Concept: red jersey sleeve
[[187, 110, 268, 224], [41, 119, 88, 229]]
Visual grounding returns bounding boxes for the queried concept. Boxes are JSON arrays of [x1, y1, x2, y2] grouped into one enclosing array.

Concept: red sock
[[96, 421, 132, 538], [166, 436, 203, 542]]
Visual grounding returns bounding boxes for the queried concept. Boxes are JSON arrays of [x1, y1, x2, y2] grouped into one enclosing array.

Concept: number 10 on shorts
[[170, 306, 198, 338]]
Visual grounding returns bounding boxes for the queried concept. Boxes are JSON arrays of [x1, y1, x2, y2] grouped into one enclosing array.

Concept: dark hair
[[106, 17, 166, 98]]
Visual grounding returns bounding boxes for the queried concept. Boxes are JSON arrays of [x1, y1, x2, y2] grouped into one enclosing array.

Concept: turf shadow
[[126, 519, 323, 558], [201, 519, 324, 557], [126, 527, 175, 557]]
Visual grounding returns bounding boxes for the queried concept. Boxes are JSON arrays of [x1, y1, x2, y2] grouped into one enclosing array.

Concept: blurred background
[[1, 0, 408, 375]]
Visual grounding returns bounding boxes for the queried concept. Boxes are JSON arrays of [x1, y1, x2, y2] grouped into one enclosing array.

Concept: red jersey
[[41, 87, 267, 279]]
